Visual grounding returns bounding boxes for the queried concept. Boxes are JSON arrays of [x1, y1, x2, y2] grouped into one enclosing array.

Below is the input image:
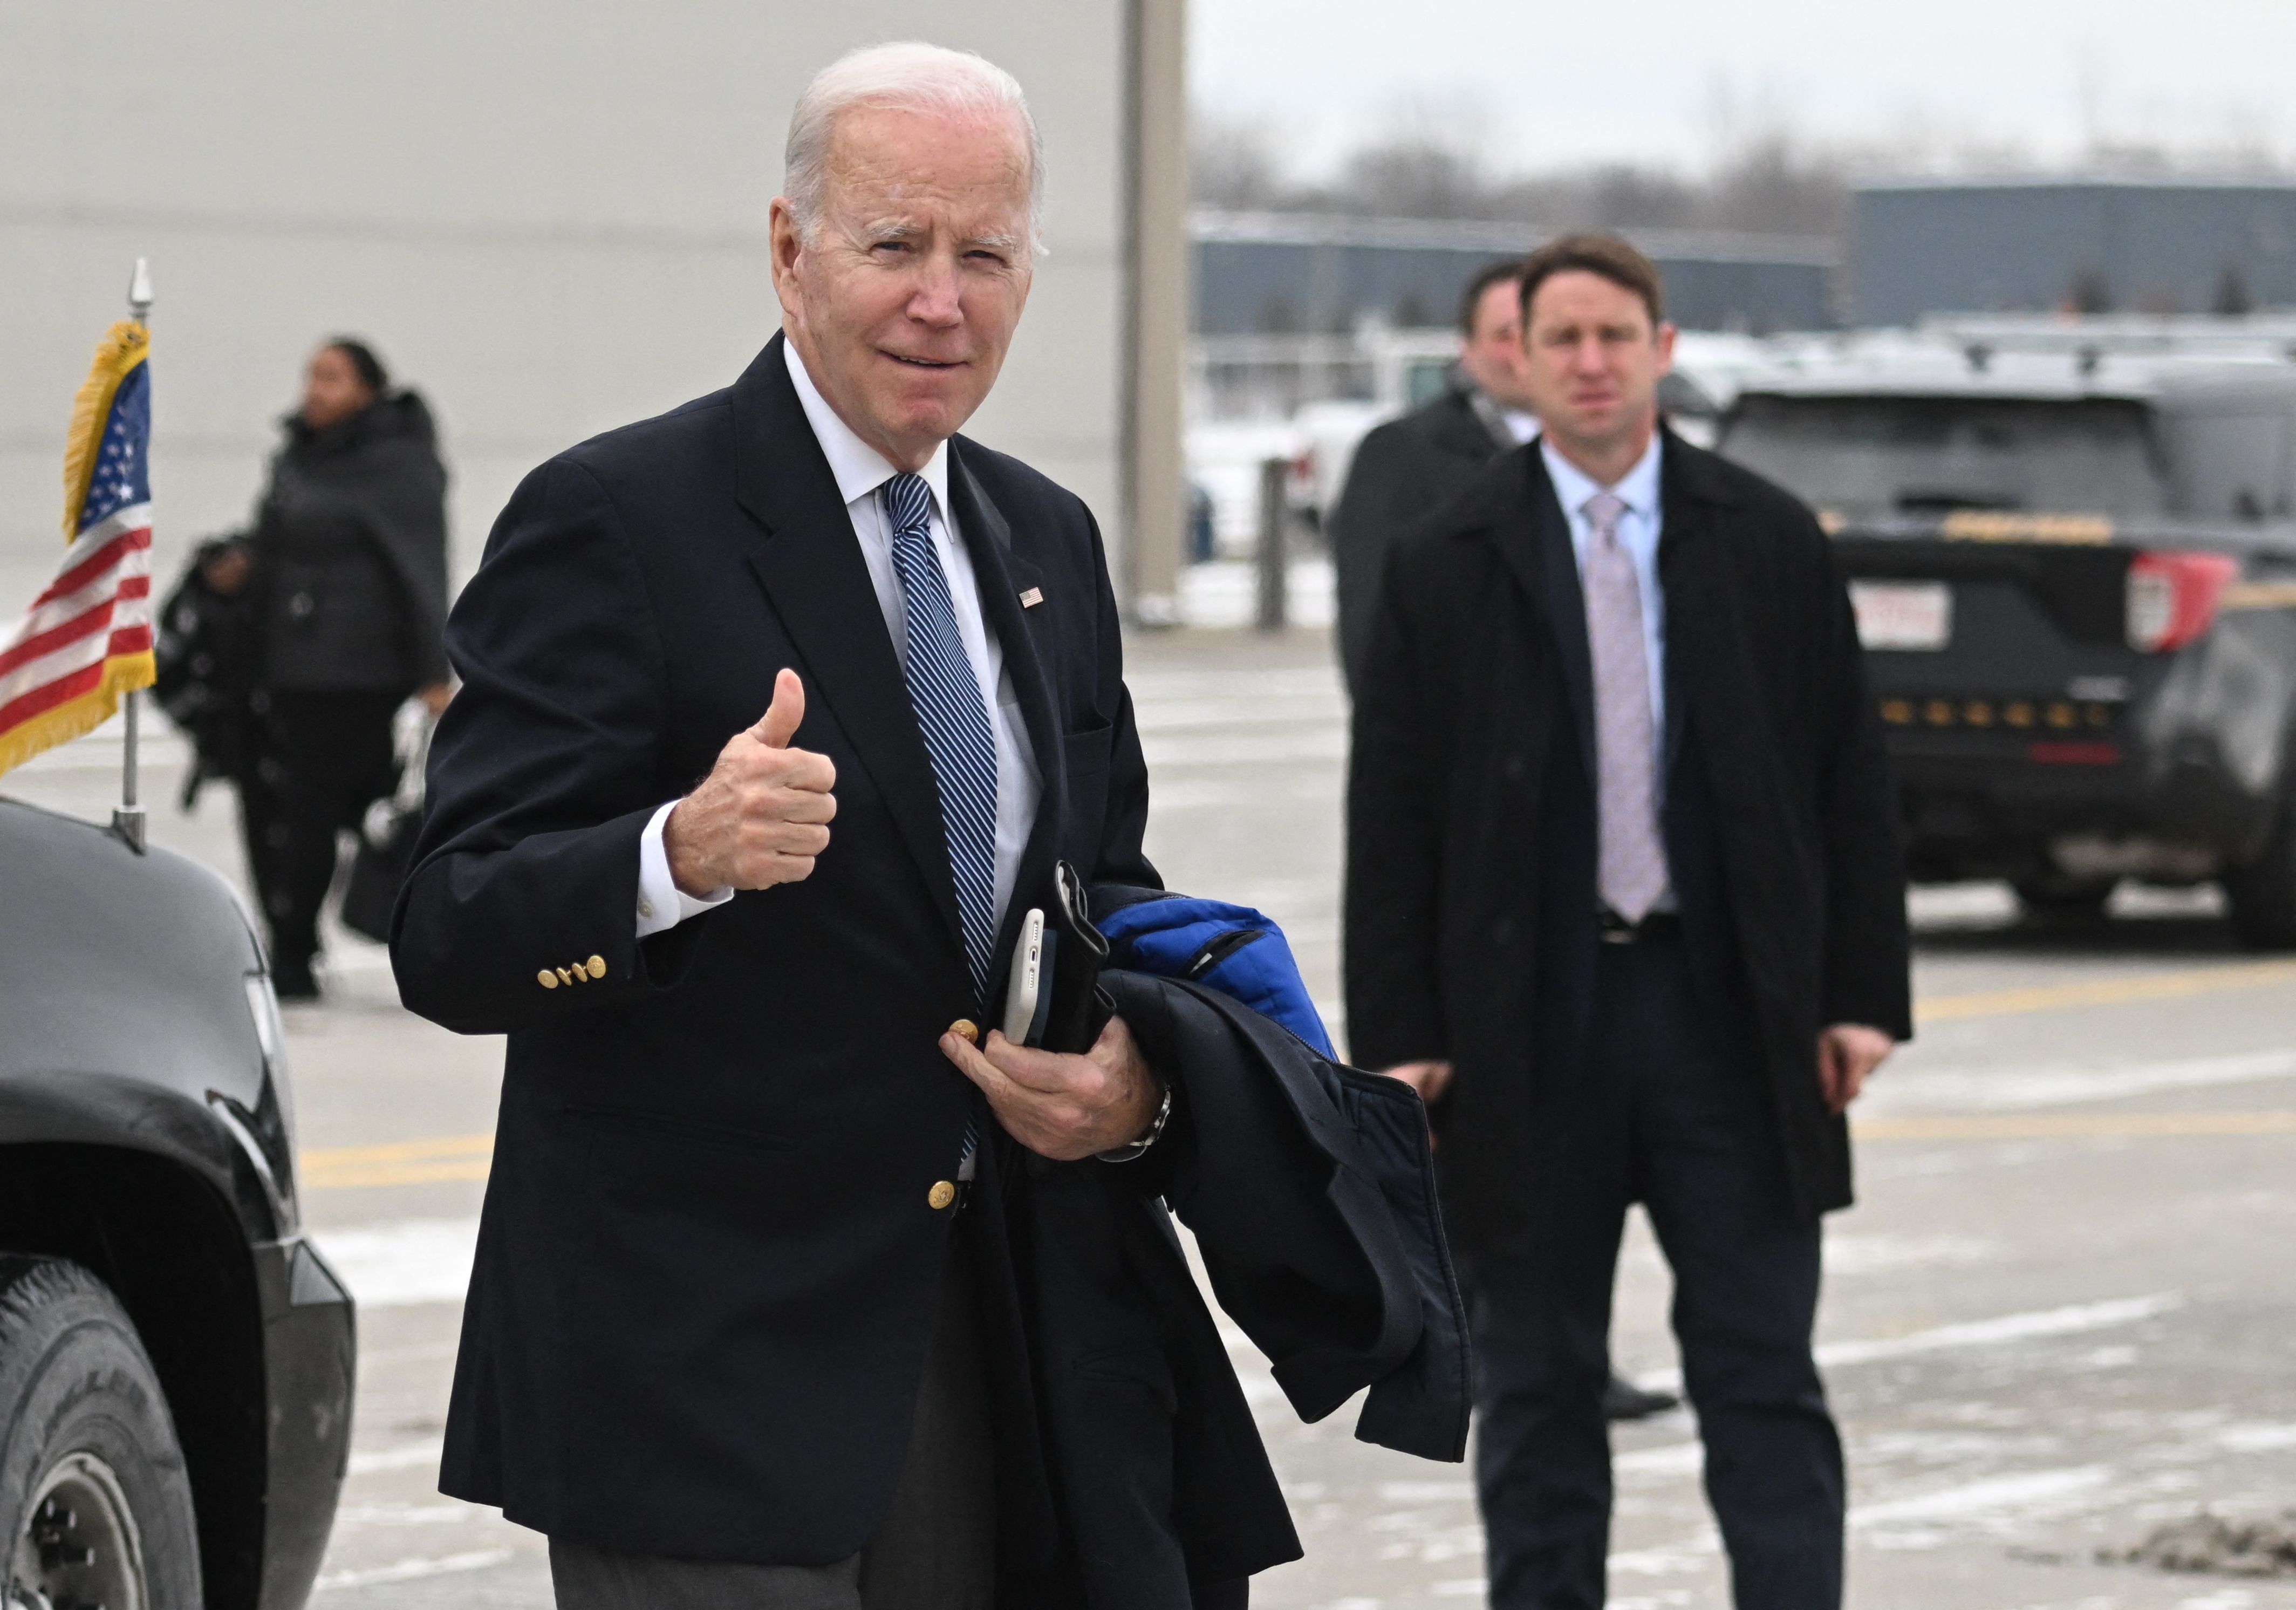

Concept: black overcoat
[[1343, 430, 1912, 1249], [1328, 385, 1509, 693]]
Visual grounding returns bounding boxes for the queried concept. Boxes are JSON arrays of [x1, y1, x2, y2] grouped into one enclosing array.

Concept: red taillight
[[2126, 551, 2238, 652]]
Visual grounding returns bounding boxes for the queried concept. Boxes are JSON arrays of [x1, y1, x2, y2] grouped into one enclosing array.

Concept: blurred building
[[1851, 177, 2296, 326], [1192, 210, 1838, 336], [0, 2, 1189, 620]]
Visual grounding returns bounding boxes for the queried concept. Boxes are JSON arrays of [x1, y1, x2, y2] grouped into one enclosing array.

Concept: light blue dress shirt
[[1541, 434, 1666, 743]]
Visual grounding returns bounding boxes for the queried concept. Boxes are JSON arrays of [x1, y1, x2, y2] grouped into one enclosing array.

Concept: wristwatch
[[1097, 1077, 1173, 1163]]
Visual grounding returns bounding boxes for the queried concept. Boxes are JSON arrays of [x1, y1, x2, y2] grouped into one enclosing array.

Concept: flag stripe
[[0, 612, 121, 708], [0, 627, 152, 727], [0, 656, 105, 734], [0, 569, 150, 667], [8, 530, 148, 652], [0, 599, 119, 685], [33, 516, 150, 609]]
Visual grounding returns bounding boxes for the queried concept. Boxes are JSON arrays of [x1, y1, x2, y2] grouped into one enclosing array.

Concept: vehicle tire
[[2226, 797, 2296, 950], [0, 1257, 202, 1610], [2012, 876, 2115, 922]]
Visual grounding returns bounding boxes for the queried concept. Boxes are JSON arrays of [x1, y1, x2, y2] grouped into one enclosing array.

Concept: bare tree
[[1192, 113, 1853, 243], [1192, 112, 1290, 213]]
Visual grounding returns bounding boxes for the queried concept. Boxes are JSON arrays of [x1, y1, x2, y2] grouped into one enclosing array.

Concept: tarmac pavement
[[8, 622, 2295, 1608]]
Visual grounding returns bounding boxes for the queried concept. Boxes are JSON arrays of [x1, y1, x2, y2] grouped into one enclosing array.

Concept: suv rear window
[[1718, 395, 2169, 520]]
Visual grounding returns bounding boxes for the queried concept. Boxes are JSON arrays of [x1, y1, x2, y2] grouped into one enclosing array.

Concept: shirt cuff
[[637, 799, 733, 939]]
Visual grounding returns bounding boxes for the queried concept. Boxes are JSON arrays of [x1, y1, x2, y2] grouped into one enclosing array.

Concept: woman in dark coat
[[231, 338, 450, 997]]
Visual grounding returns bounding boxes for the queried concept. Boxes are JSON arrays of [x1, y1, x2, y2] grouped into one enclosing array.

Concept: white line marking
[[311, 1548, 514, 1592], [311, 1218, 479, 1308], [1615, 1441, 1704, 1476], [347, 1440, 446, 1476], [1873, 1048, 2296, 1114], [1639, 1293, 2181, 1391], [1816, 1293, 2179, 1368], [2216, 1422, 2296, 1453], [1849, 1465, 2112, 1527], [332, 1502, 472, 1529]]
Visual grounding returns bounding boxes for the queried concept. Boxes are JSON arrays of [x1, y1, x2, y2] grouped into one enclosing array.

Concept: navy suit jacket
[[391, 334, 1159, 1563]]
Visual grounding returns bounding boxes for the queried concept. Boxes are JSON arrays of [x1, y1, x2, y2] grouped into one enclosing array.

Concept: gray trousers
[[550, 1238, 996, 1610]]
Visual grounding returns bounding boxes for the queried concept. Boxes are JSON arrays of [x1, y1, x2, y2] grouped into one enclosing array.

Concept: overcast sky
[[1191, 0, 2296, 177]]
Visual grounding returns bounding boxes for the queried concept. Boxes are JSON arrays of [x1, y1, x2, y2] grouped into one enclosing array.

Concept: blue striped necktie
[[882, 472, 1000, 1005]]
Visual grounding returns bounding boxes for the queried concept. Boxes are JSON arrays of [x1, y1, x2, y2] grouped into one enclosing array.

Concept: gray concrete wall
[[0, 1, 1128, 618]]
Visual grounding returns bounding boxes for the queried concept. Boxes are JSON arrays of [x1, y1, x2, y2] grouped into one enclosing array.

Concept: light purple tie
[[1582, 491, 1671, 922]]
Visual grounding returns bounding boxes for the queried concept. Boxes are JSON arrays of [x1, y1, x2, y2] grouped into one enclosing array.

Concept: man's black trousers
[[1461, 931, 1843, 1609], [237, 688, 402, 983]]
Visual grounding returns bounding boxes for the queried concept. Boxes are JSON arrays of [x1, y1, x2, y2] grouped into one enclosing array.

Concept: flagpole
[[113, 256, 153, 853]]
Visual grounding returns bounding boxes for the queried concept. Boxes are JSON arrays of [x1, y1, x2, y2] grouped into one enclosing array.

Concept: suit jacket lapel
[[1491, 450, 1596, 780], [947, 445, 1063, 979], [730, 333, 966, 955], [1657, 430, 1722, 779]]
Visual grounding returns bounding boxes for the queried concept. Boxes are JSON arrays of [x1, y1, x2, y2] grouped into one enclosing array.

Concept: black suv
[[1720, 344, 2296, 943], [0, 795, 353, 1607]]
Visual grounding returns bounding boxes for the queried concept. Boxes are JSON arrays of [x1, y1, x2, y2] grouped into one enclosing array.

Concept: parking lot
[[10, 623, 2295, 1609]]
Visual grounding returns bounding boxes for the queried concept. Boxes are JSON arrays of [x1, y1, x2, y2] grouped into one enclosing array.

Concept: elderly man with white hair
[[390, 39, 1335, 1610]]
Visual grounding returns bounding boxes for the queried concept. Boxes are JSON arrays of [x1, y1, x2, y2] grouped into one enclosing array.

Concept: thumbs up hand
[[664, 669, 838, 895]]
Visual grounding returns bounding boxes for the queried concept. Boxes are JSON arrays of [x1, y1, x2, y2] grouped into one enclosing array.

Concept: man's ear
[[767, 199, 805, 318], [1654, 320, 1678, 375]]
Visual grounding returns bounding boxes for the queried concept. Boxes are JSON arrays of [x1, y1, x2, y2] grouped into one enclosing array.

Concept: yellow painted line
[[2222, 581, 2296, 611], [1857, 1110, 2296, 1141], [1916, 958, 2296, 1024], [1939, 510, 2114, 545], [299, 1133, 493, 1190], [304, 1159, 495, 1188]]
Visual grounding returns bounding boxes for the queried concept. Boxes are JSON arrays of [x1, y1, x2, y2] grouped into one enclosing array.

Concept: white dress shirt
[[1500, 408, 1540, 445], [634, 343, 1041, 939], [1541, 434, 1666, 742]]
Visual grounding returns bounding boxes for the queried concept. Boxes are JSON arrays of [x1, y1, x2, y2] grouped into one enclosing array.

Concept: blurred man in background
[[1345, 234, 1909, 1608], [1329, 258, 1537, 696]]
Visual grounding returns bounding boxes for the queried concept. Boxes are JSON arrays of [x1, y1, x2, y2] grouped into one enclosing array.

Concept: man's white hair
[[784, 42, 1043, 249]]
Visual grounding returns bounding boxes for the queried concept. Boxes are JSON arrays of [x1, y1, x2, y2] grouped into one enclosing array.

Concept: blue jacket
[[1092, 890, 1335, 1056]]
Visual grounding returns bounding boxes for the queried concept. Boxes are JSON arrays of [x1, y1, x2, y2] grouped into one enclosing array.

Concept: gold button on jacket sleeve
[[537, 970, 559, 990], [927, 1180, 958, 1211], [586, 955, 607, 979]]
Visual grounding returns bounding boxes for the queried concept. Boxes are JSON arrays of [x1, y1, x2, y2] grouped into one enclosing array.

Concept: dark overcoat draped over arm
[[1344, 430, 1911, 1250], [1006, 967, 1470, 1610]]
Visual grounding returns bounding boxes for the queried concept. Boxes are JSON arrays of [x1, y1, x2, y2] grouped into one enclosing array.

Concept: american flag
[[0, 320, 156, 776]]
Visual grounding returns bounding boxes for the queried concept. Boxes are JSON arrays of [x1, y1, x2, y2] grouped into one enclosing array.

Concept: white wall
[[0, 0, 1127, 614]]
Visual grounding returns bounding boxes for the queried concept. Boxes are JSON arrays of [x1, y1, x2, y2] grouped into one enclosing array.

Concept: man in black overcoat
[[1329, 258, 1540, 695], [1330, 254, 1677, 1424], [1344, 234, 1912, 1609], [391, 42, 1327, 1610]]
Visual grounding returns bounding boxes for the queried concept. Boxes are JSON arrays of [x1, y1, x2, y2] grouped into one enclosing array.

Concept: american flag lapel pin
[[1019, 586, 1044, 609]]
